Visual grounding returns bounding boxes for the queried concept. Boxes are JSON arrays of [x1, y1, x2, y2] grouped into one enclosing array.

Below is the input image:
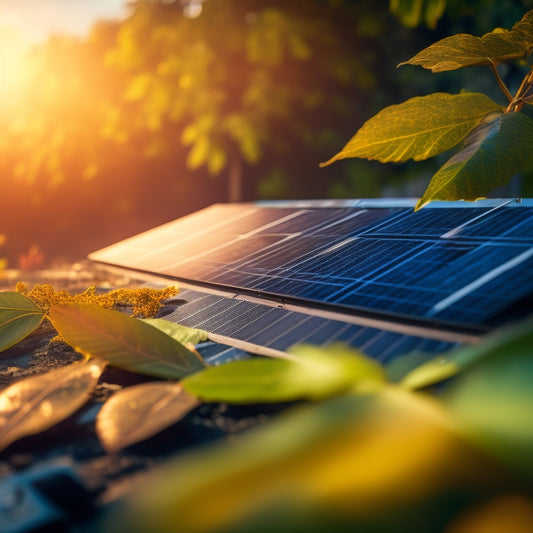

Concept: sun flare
[[0, 26, 31, 101]]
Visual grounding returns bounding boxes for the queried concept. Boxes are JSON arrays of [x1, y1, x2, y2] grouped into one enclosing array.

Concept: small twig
[[489, 61, 513, 103], [506, 68, 533, 113]]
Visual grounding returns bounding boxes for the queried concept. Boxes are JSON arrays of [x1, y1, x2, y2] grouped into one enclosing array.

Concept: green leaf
[[512, 9, 533, 55], [398, 9, 533, 73], [96, 382, 201, 453], [49, 304, 206, 379], [0, 291, 45, 352], [320, 93, 501, 166], [398, 33, 525, 72], [416, 111, 533, 209], [401, 315, 533, 390], [99, 388, 481, 533], [384, 351, 435, 383], [182, 343, 385, 403], [0, 358, 105, 451], [389, 0, 424, 28], [389, 0, 445, 29], [143, 318, 209, 346], [423, 0, 446, 30], [445, 321, 533, 477]]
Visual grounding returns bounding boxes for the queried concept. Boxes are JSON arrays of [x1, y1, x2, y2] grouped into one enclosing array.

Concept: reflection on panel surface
[[91, 200, 533, 331]]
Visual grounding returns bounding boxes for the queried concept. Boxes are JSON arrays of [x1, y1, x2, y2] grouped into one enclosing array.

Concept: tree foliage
[[0, 1, 529, 263], [102, 0, 379, 201], [323, 9, 533, 209]]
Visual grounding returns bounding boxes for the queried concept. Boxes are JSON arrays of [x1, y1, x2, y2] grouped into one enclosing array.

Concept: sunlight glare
[[0, 26, 30, 101]]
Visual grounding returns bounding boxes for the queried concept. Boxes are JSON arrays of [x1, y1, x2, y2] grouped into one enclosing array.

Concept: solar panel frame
[[89, 198, 533, 361]]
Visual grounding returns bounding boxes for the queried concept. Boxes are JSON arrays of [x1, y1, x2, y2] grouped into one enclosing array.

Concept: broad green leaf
[[0, 291, 45, 352], [320, 93, 501, 166], [182, 343, 385, 403], [445, 327, 533, 477], [49, 304, 206, 380], [398, 10, 533, 72], [416, 111, 533, 209], [96, 382, 200, 453], [398, 32, 526, 72], [143, 318, 209, 346], [401, 315, 533, 390], [0, 358, 105, 451], [100, 388, 486, 533], [512, 9, 533, 54]]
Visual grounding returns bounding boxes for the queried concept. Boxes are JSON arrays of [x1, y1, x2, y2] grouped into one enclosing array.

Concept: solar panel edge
[[88, 199, 533, 340]]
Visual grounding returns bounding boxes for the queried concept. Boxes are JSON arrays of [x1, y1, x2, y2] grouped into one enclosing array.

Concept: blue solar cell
[[91, 200, 533, 334], [165, 290, 457, 363]]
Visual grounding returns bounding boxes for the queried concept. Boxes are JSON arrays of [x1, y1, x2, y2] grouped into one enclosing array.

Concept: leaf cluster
[[2, 282, 533, 531], [1, 281, 533, 527], [322, 9, 533, 210], [97, 312, 533, 533]]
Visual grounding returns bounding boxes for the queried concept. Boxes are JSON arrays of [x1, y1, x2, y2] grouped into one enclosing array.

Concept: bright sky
[[0, 0, 130, 46]]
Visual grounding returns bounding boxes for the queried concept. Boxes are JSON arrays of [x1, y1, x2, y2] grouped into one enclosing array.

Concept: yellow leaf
[[320, 93, 502, 166], [96, 382, 200, 453], [0, 359, 105, 451]]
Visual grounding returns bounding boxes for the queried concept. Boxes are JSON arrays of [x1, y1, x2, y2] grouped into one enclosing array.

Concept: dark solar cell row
[[368, 207, 493, 237], [167, 290, 457, 365], [92, 203, 533, 328]]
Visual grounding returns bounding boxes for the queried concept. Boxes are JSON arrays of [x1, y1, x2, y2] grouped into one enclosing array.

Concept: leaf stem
[[506, 68, 533, 113], [489, 61, 513, 103]]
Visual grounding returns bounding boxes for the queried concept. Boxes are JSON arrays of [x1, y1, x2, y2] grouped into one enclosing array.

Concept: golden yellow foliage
[[15, 282, 179, 318]]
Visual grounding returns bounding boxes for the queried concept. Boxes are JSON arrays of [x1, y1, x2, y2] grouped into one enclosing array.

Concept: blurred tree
[[103, 0, 388, 201], [0, 0, 526, 264]]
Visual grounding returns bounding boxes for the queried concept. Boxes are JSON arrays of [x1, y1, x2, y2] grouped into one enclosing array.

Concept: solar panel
[[89, 199, 533, 363]]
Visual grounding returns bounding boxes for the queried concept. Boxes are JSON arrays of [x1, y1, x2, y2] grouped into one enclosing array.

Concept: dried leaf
[[0, 358, 106, 451], [0, 291, 46, 352], [96, 382, 200, 453], [49, 304, 206, 379]]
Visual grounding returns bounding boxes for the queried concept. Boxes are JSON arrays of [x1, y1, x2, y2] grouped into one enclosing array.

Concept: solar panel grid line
[[370, 333, 412, 362], [239, 212, 306, 239], [171, 288, 481, 345], [371, 208, 492, 238], [349, 208, 411, 237], [440, 199, 514, 238], [95, 205, 256, 263], [208, 301, 280, 334], [90, 200, 533, 344], [494, 210, 533, 240], [225, 235, 340, 272], [207, 333, 297, 361], [428, 247, 533, 316], [304, 209, 371, 234]]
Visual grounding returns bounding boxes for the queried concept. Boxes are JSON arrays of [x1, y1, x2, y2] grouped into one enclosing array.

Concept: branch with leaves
[[322, 9, 533, 210]]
